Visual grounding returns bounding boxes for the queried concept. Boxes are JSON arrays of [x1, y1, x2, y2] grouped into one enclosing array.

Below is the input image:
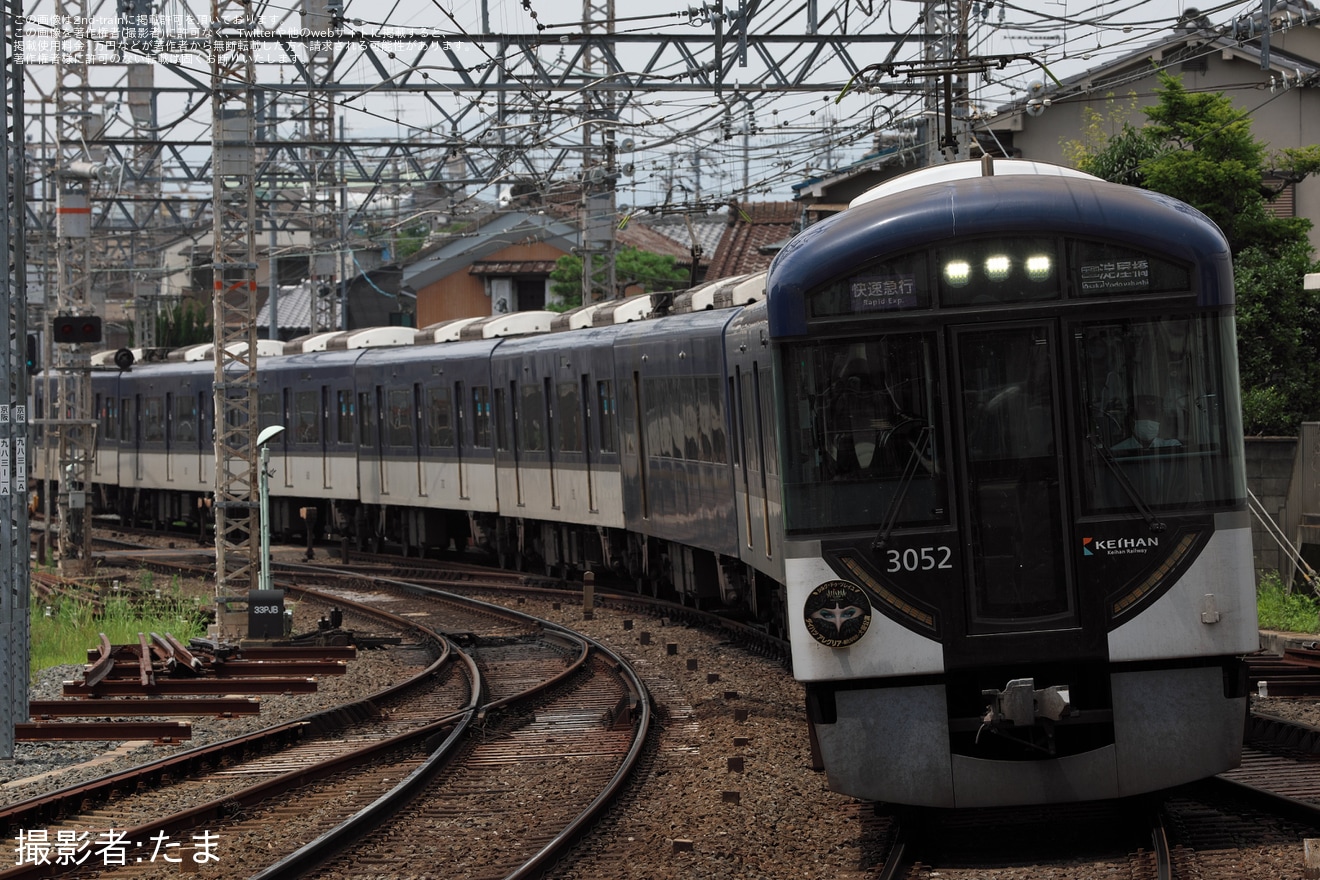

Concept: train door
[[632, 371, 650, 519], [950, 322, 1080, 659], [376, 385, 388, 495], [544, 377, 558, 509], [93, 392, 104, 478], [454, 380, 466, 500], [582, 375, 596, 512], [133, 393, 143, 481], [322, 385, 332, 490], [412, 383, 425, 497], [282, 389, 294, 489], [508, 382, 523, 506], [165, 392, 175, 482], [196, 391, 207, 485]]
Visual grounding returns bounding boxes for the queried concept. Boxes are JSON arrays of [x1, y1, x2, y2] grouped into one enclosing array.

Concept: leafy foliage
[[549, 247, 690, 310], [394, 223, 431, 260], [1075, 72, 1320, 434], [155, 298, 214, 348], [1257, 572, 1319, 633]]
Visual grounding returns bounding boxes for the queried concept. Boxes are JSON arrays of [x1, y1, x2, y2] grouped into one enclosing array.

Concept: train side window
[[120, 397, 133, 443], [142, 396, 164, 442], [428, 385, 454, 448], [471, 385, 492, 448], [557, 381, 582, 452], [596, 380, 617, 453], [386, 388, 412, 447], [682, 378, 700, 460], [740, 372, 759, 473], [518, 382, 546, 451], [174, 395, 196, 443], [336, 390, 354, 444], [759, 367, 778, 476], [295, 390, 319, 444], [358, 391, 375, 447], [259, 392, 280, 431]]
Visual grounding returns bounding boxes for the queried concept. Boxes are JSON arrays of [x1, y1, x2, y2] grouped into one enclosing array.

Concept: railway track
[[6, 568, 650, 880], [24, 540, 1320, 877]]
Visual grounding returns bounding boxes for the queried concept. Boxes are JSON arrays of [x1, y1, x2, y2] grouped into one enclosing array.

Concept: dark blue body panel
[[767, 175, 1234, 338]]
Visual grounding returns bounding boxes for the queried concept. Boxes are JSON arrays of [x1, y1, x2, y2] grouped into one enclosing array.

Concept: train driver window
[[1076, 316, 1243, 512], [780, 334, 945, 534]]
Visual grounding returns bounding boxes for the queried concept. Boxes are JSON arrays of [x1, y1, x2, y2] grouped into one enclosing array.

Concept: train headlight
[[1025, 254, 1053, 281], [944, 260, 971, 287], [984, 255, 1011, 282]]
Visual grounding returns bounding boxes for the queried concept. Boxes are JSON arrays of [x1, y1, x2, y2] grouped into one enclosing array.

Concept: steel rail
[[0, 581, 450, 840]]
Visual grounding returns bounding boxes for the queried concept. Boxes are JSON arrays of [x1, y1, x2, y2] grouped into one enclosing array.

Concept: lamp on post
[[257, 425, 286, 594]]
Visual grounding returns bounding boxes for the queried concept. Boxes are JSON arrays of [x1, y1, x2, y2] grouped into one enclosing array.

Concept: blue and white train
[[37, 159, 1259, 808]]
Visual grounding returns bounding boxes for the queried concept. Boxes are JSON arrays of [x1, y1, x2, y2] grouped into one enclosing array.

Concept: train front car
[[767, 160, 1258, 809]]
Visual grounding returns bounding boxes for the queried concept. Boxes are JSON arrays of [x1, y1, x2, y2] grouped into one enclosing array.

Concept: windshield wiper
[[1088, 434, 1166, 533], [872, 423, 934, 551]]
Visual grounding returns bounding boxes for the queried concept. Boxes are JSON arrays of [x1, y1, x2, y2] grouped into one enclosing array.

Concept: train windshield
[[780, 333, 946, 534], [1076, 314, 1245, 512]]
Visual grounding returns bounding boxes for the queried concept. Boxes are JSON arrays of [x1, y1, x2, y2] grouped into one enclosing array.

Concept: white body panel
[[1108, 522, 1260, 661], [785, 555, 945, 680]]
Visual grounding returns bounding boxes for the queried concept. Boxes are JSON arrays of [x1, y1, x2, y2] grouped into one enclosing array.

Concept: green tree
[[549, 247, 690, 310], [155, 299, 214, 348], [1075, 72, 1320, 434]]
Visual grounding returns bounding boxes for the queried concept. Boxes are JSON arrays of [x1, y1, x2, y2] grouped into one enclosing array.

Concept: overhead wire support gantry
[[210, 0, 261, 599], [2, 0, 31, 761]]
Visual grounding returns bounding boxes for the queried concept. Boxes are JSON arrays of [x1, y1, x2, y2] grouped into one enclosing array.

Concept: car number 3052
[[885, 546, 954, 573]]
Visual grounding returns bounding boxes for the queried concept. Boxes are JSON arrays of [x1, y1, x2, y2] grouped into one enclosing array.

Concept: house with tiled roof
[[705, 201, 802, 279]]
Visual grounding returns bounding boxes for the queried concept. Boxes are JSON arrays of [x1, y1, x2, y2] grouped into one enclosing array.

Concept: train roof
[[766, 159, 1233, 338]]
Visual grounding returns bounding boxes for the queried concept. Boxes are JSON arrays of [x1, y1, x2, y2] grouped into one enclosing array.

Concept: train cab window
[[336, 390, 354, 444], [556, 382, 582, 453], [173, 396, 196, 444], [142, 396, 165, 442], [780, 334, 945, 534], [427, 385, 454, 448], [596, 380, 617, 453], [938, 237, 1060, 307], [1076, 315, 1244, 512], [385, 388, 412, 447], [295, 390, 319, 444], [471, 385, 492, 448]]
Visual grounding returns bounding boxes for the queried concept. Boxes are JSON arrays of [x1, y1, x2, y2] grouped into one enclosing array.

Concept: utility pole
[[579, 0, 618, 303], [2, 0, 31, 761], [52, 0, 97, 574], [924, 0, 972, 163], [304, 0, 339, 333], [211, 0, 261, 600], [121, 0, 162, 349]]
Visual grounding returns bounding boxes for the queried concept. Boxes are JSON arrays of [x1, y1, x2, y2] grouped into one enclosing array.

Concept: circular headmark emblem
[[803, 579, 872, 647]]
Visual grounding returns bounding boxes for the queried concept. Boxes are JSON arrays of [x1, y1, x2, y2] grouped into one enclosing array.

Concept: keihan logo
[[1083, 536, 1159, 556]]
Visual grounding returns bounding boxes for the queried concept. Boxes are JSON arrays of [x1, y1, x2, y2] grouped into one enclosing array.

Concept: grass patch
[[1257, 572, 1320, 633], [30, 588, 209, 678]]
